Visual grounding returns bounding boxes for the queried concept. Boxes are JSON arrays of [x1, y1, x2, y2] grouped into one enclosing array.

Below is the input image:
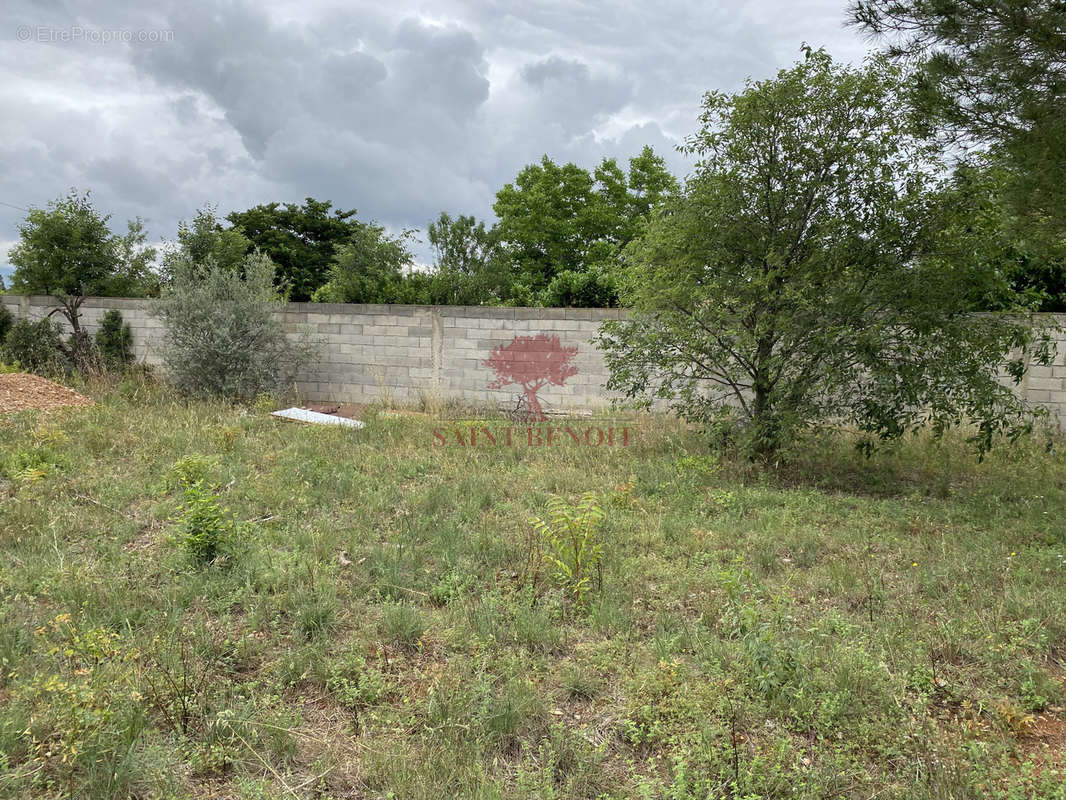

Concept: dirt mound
[[0, 373, 94, 413]]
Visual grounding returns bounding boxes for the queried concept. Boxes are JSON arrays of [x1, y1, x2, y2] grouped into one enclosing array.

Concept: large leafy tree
[[424, 212, 513, 305], [312, 224, 415, 304], [428, 212, 501, 276], [226, 198, 366, 301], [599, 50, 1050, 459], [492, 147, 677, 305], [936, 158, 1066, 311], [850, 0, 1066, 234], [8, 190, 156, 366], [161, 206, 251, 283]]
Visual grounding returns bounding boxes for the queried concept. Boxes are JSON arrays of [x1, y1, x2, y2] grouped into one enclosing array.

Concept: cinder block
[[331, 333, 363, 345], [1028, 377, 1062, 391]]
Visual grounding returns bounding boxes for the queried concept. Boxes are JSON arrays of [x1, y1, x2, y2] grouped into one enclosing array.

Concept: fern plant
[[530, 492, 605, 602]]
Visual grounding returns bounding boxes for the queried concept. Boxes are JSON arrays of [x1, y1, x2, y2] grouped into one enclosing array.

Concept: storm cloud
[[0, 0, 870, 278]]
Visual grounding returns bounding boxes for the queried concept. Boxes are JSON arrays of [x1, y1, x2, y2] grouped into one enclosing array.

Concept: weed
[[381, 603, 425, 651], [293, 592, 339, 641], [560, 662, 603, 700], [174, 479, 233, 564], [166, 453, 220, 490], [530, 492, 606, 603], [325, 653, 387, 727]]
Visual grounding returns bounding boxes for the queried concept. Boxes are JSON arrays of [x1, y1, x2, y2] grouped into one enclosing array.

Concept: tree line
[[0, 145, 678, 309]]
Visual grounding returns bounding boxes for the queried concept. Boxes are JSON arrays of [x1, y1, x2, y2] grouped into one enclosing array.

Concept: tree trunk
[[56, 295, 97, 373], [523, 385, 546, 422], [750, 334, 778, 460]]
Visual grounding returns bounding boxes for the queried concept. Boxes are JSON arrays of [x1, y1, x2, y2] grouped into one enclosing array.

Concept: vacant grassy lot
[[1, 379, 1064, 799]]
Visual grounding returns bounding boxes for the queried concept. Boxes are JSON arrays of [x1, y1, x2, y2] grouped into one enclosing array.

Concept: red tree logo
[[484, 333, 579, 421]]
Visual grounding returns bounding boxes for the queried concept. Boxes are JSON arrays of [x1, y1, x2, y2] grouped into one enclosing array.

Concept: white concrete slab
[[271, 407, 365, 428]]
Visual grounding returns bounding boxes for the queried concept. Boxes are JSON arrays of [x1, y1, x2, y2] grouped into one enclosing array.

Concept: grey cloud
[[391, 18, 490, 116], [1, 0, 871, 269], [519, 55, 632, 132], [319, 52, 388, 98]]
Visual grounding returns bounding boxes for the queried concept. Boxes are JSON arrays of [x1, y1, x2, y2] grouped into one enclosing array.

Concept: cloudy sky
[[1, 0, 871, 282]]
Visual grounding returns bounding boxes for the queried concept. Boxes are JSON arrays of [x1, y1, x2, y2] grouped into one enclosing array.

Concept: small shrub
[[166, 453, 219, 490], [0, 304, 12, 342], [175, 480, 232, 564], [95, 309, 134, 367], [158, 251, 318, 400], [326, 649, 387, 710], [142, 634, 225, 736], [531, 492, 606, 603], [1, 318, 64, 374]]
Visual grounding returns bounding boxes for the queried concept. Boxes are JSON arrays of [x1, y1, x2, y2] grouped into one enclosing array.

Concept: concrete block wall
[[278, 302, 631, 412], [3, 294, 1065, 423], [0, 295, 168, 365], [0, 295, 629, 414], [1014, 316, 1066, 423]]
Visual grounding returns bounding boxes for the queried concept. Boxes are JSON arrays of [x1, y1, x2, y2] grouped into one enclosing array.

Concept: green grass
[[0, 377, 1064, 799]]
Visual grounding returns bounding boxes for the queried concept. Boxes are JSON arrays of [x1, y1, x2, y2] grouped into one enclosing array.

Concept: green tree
[[936, 158, 1066, 311], [95, 309, 135, 368], [850, 0, 1066, 235], [162, 206, 250, 280], [492, 148, 677, 305], [8, 191, 156, 368], [227, 198, 367, 301], [627, 145, 681, 221], [0, 303, 12, 343], [428, 212, 499, 275], [599, 50, 1050, 460], [424, 212, 513, 305], [312, 224, 415, 304]]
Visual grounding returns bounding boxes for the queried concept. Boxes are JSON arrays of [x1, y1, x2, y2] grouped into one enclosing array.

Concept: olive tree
[[598, 50, 1051, 459], [158, 250, 317, 400]]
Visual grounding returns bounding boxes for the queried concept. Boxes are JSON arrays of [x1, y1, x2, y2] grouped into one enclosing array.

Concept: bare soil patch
[[0, 373, 94, 413], [305, 401, 365, 420]]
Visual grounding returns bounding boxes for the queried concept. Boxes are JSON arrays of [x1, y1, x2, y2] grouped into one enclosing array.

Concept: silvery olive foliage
[[158, 250, 318, 400]]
